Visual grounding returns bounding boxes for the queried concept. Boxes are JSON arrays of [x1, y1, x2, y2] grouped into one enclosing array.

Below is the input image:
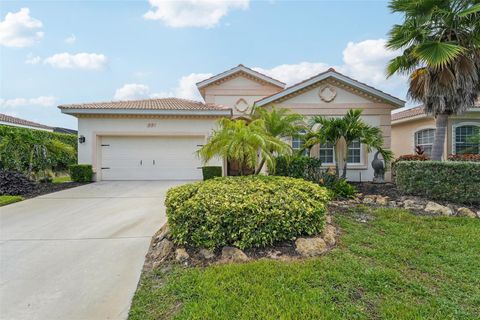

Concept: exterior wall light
[[78, 135, 86, 143]]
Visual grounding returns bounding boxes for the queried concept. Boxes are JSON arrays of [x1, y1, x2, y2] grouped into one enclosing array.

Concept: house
[[59, 64, 405, 181], [391, 102, 480, 159], [0, 113, 54, 132]]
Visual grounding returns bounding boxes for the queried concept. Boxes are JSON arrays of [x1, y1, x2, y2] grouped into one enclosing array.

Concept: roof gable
[[255, 68, 405, 108]]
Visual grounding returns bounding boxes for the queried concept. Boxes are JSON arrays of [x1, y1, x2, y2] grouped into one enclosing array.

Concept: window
[[415, 128, 435, 156], [455, 125, 479, 154], [319, 142, 334, 164], [292, 131, 308, 156], [347, 139, 361, 163]]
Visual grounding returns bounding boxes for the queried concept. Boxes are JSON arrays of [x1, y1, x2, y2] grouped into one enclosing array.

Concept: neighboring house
[[0, 113, 53, 132], [53, 127, 78, 135], [59, 64, 405, 181], [391, 102, 480, 159]]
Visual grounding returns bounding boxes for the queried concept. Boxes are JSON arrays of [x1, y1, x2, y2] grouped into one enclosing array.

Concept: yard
[[129, 206, 480, 320]]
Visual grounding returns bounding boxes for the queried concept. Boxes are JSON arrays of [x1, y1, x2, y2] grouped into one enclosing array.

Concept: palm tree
[[306, 109, 393, 179], [252, 106, 305, 174], [197, 118, 291, 175], [386, 0, 480, 160]]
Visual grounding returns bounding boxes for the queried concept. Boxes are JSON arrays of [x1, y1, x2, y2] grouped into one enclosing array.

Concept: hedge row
[[166, 176, 330, 249], [0, 125, 77, 174], [69, 164, 93, 182], [395, 161, 480, 205]]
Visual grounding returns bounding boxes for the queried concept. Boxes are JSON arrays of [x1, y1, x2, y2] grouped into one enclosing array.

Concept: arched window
[[455, 125, 479, 154], [414, 128, 435, 156]]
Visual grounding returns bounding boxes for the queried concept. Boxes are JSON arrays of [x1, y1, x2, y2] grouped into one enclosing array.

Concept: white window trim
[[413, 127, 436, 156], [319, 143, 336, 165], [452, 122, 480, 155], [346, 139, 363, 165]]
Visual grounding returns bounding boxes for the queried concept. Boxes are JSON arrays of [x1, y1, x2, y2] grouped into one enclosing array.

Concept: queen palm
[[253, 106, 305, 173], [386, 0, 480, 160], [197, 118, 291, 175]]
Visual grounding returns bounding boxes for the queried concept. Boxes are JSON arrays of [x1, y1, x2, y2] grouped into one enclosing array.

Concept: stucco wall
[[77, 116, 223, 180], [262, 81, 397, 182]]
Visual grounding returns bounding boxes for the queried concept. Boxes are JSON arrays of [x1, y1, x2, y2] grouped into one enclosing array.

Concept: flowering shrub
[[166, 176, 330, 249], [447, 154, 480, 162], [394, 154, 429, 162]]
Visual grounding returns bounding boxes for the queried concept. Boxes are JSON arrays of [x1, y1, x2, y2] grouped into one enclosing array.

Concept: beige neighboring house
[[59, 64, 404, 182], [0, 113, 53, 131], [391, 102, 480, 159]]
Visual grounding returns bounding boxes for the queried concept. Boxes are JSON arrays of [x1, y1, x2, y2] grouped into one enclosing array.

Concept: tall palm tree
[[197, 118, 291, 175], [252, 106, 305, 173], [386, 0, 480, 160]]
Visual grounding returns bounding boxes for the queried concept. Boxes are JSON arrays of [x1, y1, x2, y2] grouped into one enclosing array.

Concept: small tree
[[198, 118, 291, 175]]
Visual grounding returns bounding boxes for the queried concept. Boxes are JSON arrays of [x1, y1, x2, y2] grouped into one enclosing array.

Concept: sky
[[0, 0, 410, 129]]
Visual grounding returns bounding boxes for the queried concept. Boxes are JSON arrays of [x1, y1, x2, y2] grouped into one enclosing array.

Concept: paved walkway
[[0, 181, 185, 320]]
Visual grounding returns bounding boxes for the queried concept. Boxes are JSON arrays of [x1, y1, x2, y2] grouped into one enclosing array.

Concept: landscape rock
[[199, 248, 215, 260], [375, 195, 390, 206], [221, 247, 249, 262], [362, 195, 376, 204], [175, 248, 190, 262], [456, 207, 476, 218], [403, 199, 424, 210], [325, 215, 332, 224], [477, 211, 480, 219], [155, 224, 170, 242], [424, 202, 452, 216], [151, 239, 173, 262], [266, 250, 282, 259], [322, 224, 336, 246], [295, 237, 328, 257]]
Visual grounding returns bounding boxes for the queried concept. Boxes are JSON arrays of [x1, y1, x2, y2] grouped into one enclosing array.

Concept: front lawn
[[0, 195, 24, 206], [52, 175, 72, 184], [129, 207, 480, 319]]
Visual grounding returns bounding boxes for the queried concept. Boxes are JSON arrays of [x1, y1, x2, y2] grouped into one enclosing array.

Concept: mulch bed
[[351, 182, 402, 199], [21, 182, 88, 199]]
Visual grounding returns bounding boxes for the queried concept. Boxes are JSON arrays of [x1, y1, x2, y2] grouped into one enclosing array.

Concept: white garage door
[[100, 136, 204, 180]]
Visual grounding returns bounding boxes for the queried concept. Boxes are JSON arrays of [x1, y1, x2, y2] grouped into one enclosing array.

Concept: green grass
[[0, 195, 24, 206], [129, 207, 480, 320], [52, 175, 72, 183]]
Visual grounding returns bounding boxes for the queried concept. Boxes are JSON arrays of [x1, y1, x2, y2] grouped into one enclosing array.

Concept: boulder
[[151, 239, 173, 262], [325, 215, 332, 224], [403, 199, 424, 210], [477, 211, 480, 219], [155, 224, 170, 242], [322, 224, 336, 246], [199, 248, 215, 260], [375, 196, 390, 206], [221, 247, 249, 262], [362, 195, 376, 205], [424, 202, 452, 216], [175, 248, 190, 262], [266, 250, 282, 259], [456, 207, 476, 218], [295, 237, 328, 257]]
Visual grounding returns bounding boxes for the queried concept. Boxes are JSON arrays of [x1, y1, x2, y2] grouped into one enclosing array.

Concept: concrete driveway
[[0, 181, 186, 320]]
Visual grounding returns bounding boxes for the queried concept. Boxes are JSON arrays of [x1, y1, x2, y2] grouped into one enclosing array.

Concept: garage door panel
[[100, 136, 204, 180]]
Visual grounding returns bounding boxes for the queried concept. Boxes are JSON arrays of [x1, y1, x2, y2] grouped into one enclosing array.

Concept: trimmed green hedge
[[274, 156, 322, 182], [202, 166, 222, 180], [0, 125, 77, 174], [69, 164, 93, 182], [395, 161, 480, 205], [166, 176, 331, 249]]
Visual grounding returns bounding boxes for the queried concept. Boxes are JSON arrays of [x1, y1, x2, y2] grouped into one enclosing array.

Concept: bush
[[0, 125, 77, 175], [325, 177, 357, 199], [166, 176, 331, 249], [69, 164, 93, 182], [447, 154, 480, 162], [0, 170, 36, 195], [395, 161, 480, 205], [394, 154, 429, 162], [202, 166, 222, 180], [274, 156, 322, 182]]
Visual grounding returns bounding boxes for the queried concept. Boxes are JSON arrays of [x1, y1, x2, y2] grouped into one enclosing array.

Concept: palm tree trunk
[[431, 113, 448, 161], [341, 142, 348, 179], [255, 158, 266, 175]]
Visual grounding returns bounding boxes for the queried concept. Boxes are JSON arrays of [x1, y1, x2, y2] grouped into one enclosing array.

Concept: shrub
[[69, 164, 93, 182], [0, 170, 36, 195], [447, 154, 480, 162], [326, 178, 357, 199], [166, 176, 330, 249], [395, 161, 480, 205], [273, 156, 322, 182], [202, 166, 222, 180], [394, 154, 429, 162]]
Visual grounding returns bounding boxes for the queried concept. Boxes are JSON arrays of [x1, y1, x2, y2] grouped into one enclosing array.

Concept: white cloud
[[114, 84, 151, 100], [144, 0, 249, 28], [65, 33, 76, 44], [175, 73, 213, 99], [0, 96, 57, 107], [253, 62, 330, 87], [43, 52, 107, 70], [25, 54, 41, 64], [0, 8, 44, 47]]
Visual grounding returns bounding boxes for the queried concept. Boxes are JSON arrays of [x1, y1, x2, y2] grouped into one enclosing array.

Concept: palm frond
[[413, 41, 466, 68]]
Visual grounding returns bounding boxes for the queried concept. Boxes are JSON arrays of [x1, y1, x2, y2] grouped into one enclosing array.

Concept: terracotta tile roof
[[58, 97, 230, 111], [392, 99, 480, 122], [0, 113, 53, 130]]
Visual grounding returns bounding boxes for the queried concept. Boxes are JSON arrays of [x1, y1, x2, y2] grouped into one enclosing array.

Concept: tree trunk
[[341, 142, 349, 179], [255, 158, 266, 175], [333, 141, 340, 178], [431, 113, 448, 161]]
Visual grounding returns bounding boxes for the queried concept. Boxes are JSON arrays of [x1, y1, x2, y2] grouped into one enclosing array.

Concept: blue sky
[[0, 0, 408, 129]]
